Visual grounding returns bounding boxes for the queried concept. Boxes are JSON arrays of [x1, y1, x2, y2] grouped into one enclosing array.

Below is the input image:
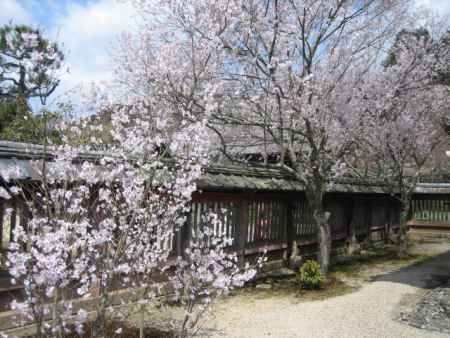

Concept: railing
[[0, 200, 22, 267], [181, 192, 401, 258], [0, 190, 406, 264], [410, 194, 450, 226]]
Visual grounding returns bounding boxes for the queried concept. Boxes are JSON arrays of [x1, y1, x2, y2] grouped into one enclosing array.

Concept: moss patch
[[232, 275, 357, 303], [235, 243, 438, 303], [330, 245, 432, 281]]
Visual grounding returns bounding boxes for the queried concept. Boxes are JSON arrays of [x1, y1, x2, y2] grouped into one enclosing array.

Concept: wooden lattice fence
[[170, 191, 402, 260], [409, 194, 450, 227]]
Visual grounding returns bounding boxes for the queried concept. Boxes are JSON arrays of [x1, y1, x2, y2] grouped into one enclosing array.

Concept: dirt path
[[207, 242, 450, 338]]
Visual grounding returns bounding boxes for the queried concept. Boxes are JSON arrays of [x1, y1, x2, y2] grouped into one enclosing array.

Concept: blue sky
[[0, 0, 449, 107], [0, 0, 138, 105]]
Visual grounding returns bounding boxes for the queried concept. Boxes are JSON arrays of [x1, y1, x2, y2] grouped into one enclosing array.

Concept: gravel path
[[208, 243, 450, 338]]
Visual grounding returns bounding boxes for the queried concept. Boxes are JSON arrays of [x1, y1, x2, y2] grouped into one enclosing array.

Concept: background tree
[[435, 29, 450, 86], [0, 105, 63, 143], [350, 27, 450, 256], [61, 104, 114, 149], [0, 24, 64, 143], [123, 0, 411, 275]]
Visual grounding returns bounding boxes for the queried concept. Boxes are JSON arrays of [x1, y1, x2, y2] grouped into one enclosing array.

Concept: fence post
[[285, 197, 294, 265], [237, 199, 249, 260], [364, 197, 372, 241], [346, 196, 358, 255], [175, 227, 182, 258], [177, 209, 192, 258], [0, 202, 3, 249], [347, 196, 355, 240], [10, 200, 16, 243]]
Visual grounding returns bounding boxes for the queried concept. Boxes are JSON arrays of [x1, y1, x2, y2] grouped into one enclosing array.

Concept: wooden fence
[[168, 191, 402, 260], [409, 194, 450, 229], [4, 189, 450, 264], [8, 188, 449, 265]]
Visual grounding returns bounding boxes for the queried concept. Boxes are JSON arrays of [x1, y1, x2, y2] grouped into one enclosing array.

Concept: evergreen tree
[[0, 24, 64, 143]]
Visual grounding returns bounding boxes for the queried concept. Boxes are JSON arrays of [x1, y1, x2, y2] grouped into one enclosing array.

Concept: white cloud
[[0, 0, 32, 26], [0, 0, 139, 109], [49, 0, 138, 101], [6, 0, 446, 111], [415, 0, 450, 15]]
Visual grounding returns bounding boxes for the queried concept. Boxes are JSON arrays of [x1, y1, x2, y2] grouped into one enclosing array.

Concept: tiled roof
[[0, 140, 448, 194]]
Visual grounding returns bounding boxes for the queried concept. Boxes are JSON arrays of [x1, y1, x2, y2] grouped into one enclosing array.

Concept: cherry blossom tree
[[2, 16, 263, 338], [3, 106, 210, 337], [4, 113, 259, 337], [170, 213, 262, 338], [123, 0, 412, 275], [349, 26, 450, 256]]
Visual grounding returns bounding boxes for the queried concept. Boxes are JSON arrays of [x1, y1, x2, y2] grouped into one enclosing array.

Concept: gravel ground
[[398, 281, 450, 334], [207, 242, 450, 338]]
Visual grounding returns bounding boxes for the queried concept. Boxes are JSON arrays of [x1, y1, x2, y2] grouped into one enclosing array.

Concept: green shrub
[[296, 260, 325, 290]]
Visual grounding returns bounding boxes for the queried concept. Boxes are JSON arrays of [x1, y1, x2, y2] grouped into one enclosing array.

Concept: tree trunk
[[314, 209, 331, 276], [304, 181, 331, 276], [397, 196, 411, 258], [92, 282, 108, 338], [139, 307, 145, 338], [92, 300, 107, 338], [35, 318, 44, 338], [346, 220, 359, 255]]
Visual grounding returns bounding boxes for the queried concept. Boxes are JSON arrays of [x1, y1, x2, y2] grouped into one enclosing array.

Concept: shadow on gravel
[[370, 250, 450, 288]]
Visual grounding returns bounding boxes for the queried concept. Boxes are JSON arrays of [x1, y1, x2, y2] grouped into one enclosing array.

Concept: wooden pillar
[[10, 201, 16, 244], [175, 226, 182, 258], [236, 199, 249, 260], [178, 208, 192, 258], [364, 197, 372, 239], [0, 202, 3, 250], [347, 196, 355, 239], [345, 196, 359, 255], [285, 197, 294, 264], [384, 198, 392, 243]]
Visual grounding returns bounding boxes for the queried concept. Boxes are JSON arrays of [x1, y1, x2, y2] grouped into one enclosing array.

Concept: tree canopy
[[0, 24, 64, 143], [0, 24, 63, 101]]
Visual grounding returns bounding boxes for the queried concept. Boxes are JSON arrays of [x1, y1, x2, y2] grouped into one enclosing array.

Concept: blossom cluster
[[170, 213, 263, 337]]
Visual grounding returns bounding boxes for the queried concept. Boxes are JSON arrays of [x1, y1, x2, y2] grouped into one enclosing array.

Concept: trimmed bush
[[296, 260, 325, 290]]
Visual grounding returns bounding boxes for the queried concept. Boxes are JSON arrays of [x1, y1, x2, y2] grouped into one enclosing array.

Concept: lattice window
[[246, 200, 285, 244], [0, 200, 23, 268], [190, 201, 237, 247], [292, 199, 316, 241], [412, 197, 450, 223]]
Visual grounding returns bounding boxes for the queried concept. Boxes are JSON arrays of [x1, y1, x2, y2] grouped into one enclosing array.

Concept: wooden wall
[[410, 194, 450, 226], [169, 191, 402, 259], [0, 188, 408, 264]]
